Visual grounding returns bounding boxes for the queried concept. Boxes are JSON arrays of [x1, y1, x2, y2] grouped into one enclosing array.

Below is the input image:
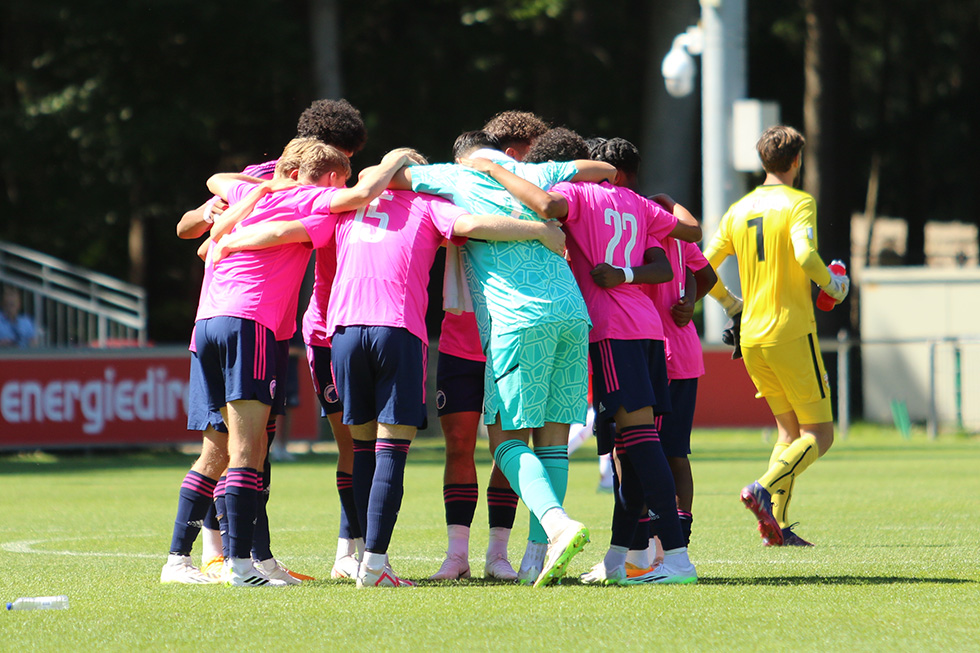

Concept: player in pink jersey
[[641, 203, 717, 553], [163, 137, 328, 586], [465, 130, 702, 584], [170, 101, 367, 584], [188, 143, 411, 588]]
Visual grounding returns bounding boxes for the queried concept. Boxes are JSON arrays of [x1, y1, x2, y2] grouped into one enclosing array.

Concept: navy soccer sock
[[487, 486, 519, 530], [443, 483, 479, 527], [169, 471, 217, 556], [351, 439, 377, 545], [336, 471, 362, 540], [365, 438, 412, 554], [214, 476, 230, 558], [203, 500, 219, 532], [619, 425, 685, 551], [251, 481, 273, 562], [224, 467, 261, 560]]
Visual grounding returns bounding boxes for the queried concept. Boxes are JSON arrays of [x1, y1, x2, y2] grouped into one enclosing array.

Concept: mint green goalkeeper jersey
[[410, 151, 591, 339]]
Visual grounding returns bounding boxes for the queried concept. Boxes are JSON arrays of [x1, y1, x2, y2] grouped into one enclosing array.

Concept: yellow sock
[[772, 476, 794, 529], [767, 442, 791, 528], [768, 441, 790, 468], [759, 435, 819, 498]]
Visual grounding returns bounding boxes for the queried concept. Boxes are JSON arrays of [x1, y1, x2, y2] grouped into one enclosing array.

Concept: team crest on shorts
[[270, 379, 277, 398], [436, 390, 446, 410], [325, 384, 339, 404]]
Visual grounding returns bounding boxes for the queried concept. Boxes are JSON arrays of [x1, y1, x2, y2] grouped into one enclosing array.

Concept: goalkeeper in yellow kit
[[703, 125, 849, 546]]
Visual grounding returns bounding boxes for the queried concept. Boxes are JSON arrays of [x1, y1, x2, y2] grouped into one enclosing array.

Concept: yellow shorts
[[741, 332, 833, 424]]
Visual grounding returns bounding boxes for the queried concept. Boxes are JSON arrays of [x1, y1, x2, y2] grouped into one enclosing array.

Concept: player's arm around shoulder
[[652, 194, 702, 243], [212, 220, 312, 263], [460, 156, 567, 220], [569, 160, 616, 184], [452, 212, 566, 256], [329, 148, 413, 213]]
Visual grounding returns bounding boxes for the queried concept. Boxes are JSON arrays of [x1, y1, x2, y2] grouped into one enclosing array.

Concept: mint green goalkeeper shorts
[[482, 319, 589, 431]]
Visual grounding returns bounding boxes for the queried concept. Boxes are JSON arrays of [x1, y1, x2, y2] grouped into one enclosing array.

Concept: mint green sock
[[493, 440, 561, 533], [528, 445, 568, 544]]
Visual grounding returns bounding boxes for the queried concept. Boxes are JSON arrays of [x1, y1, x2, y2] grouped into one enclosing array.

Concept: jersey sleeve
[[789, 195, 831, 286], [225, 180, 252, 206], [545, 160, 580, 185], [703, 209, 735, 269], [644, 197, 679, 242], [549, 182, 578, 224], [682, 240, 710, 272], [410, 164, 457, 198], [427, 196, 470, 246], [299, 212, 338, 249]]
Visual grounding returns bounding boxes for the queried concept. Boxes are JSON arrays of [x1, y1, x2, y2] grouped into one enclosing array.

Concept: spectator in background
[[0, 287, 37, 348]]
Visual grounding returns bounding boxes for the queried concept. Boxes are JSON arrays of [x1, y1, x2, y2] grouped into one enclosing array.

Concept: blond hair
[[298, 142, 351, 184], [274, 137, 322, 178]]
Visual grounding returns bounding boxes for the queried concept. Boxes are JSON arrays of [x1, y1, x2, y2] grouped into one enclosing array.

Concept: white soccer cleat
[[330, 554, 360, 580], [225, 558, 289, 587], [356, 562, 415, 588], [484, 554, 518, 581], [533, 521, 590, 588], [254, 557, 302, 585], [579, 561, 627, 586], [625, 549, 697, 585], [160, 554, 221, 584], [517, 541, 548, 585], [429, 554, 471, 580]]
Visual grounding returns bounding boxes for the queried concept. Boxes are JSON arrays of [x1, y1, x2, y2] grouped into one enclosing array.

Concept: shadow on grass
[[697, 575, 976, 586]]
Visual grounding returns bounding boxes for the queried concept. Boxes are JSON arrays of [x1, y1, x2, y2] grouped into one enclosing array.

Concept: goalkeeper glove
[[821, 269, 850, 302], [721, 311, 742, 360]]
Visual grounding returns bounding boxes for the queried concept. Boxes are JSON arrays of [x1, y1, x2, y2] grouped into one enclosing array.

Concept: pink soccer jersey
[[301, 239, 339, 348], [438, 311, 486, 362], [195, 182, 339, 340], [326, 190, 468, 345], [643, 238, 708, 380], [551, 181, 678, 342]]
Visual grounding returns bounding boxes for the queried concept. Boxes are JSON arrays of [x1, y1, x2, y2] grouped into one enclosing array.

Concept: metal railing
[[0, 241, 147, 348], [836, 331, 980, 439]]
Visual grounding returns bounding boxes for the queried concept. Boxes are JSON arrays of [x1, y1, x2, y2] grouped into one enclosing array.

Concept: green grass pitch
[[2, 424, 978, 651]]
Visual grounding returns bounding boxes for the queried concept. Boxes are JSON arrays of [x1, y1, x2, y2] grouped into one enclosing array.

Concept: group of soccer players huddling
[[160, 98, 850, 588]]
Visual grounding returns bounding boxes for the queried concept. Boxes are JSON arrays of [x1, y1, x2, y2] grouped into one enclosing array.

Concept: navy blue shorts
[[194, 316, 281, 412], [186, 351, 227, 433], [307, 344, 343, 416], [658, 377, 698, 457], [595, 413, 616, 456], [436, 352, 485, 416], [269, 339, 290, 416], [589, 339, 671, 424], [330, 325, 427, 428]]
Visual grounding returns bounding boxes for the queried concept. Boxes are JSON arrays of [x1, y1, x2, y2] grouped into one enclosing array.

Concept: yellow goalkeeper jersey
[[704, 184, 825, 347]]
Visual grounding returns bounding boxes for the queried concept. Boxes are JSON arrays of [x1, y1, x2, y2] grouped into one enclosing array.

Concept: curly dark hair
[[590, 137, 641, 178], [295, 99, 367, 155], [482, 111, 550, 151], [523, 127, 589, 163]]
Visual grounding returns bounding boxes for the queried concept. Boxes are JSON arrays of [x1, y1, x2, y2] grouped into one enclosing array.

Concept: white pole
[[700, 0, 747, 342]]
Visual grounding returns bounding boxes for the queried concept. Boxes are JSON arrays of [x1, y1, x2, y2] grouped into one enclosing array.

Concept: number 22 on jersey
[[603, 208, 638, 265]]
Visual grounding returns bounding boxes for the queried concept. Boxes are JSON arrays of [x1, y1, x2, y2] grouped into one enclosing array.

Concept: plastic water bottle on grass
[[6, 596, 69, 610]]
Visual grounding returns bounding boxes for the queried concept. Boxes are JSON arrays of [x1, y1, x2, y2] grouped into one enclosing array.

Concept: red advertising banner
[[0, 347, 319, 450]]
